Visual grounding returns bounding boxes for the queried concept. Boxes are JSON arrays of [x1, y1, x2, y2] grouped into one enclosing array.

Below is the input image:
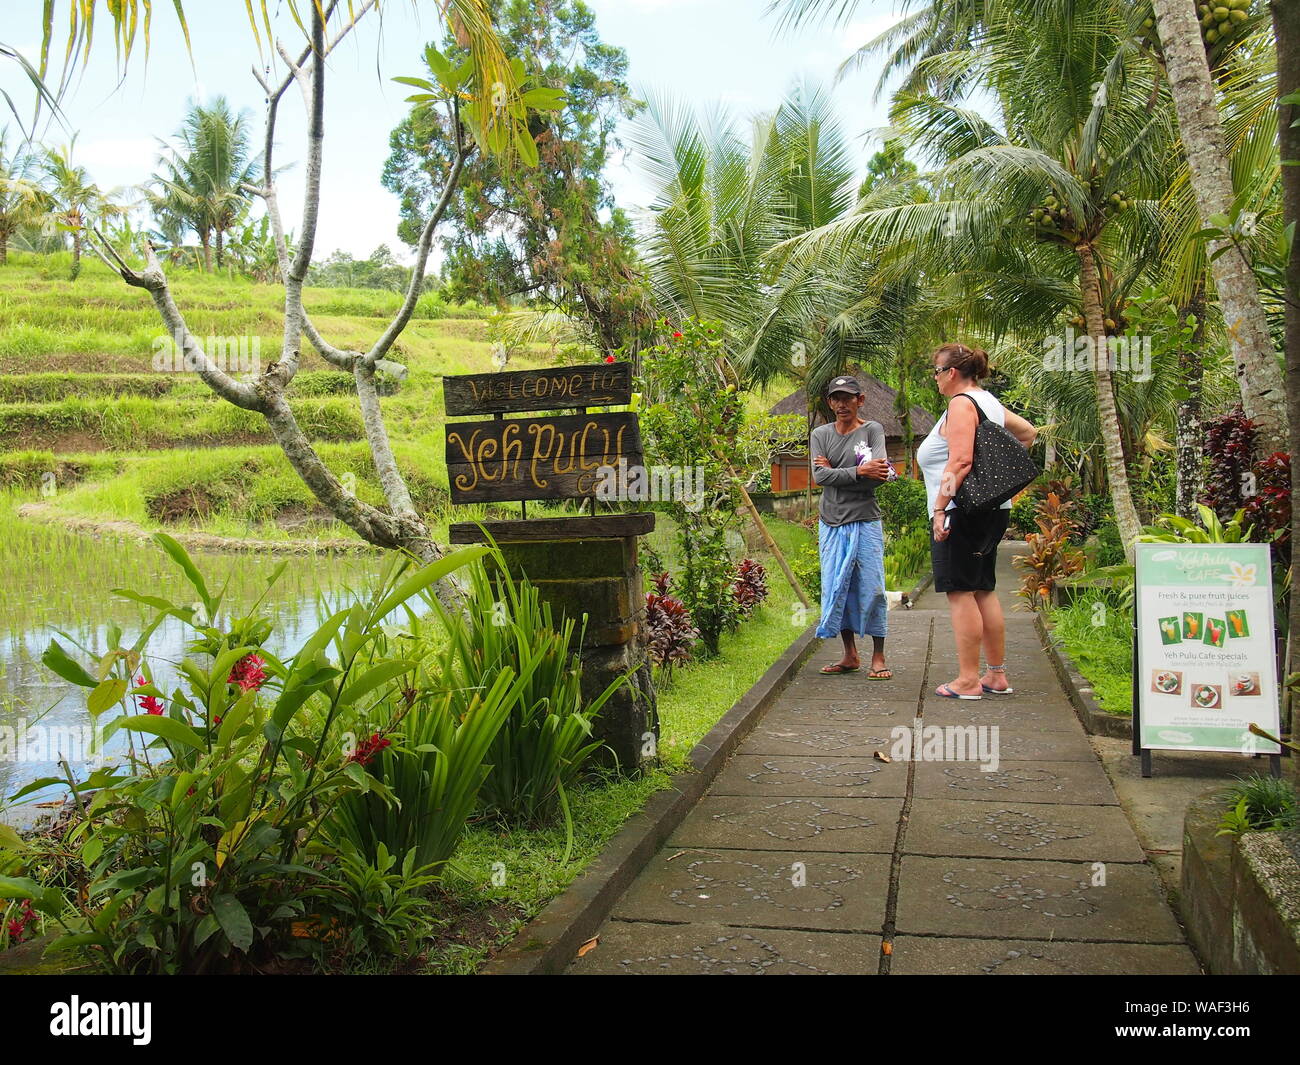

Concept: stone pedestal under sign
[[490, 534, 657, 773]]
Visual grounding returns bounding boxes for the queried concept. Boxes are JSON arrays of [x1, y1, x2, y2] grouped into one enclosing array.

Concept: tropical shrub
[[1015, 492, 1085, 606], [635, 318, 797, 656], [876, 475, 928, 533], [1009, 492, 1038, 536], [884, 527, 930, 589], [733, 558, 769, 618], [1216, 774, 1298, 837], [792, 542, 822, 600], [1202, 407, 1256, 522], [1092, 517, 1126, 567], [437, 556, 625, 827], [0, 534, 491, 974], [299, 842, 440, 970], [645, 571, 698, 674], [325, 623, 529, 872]]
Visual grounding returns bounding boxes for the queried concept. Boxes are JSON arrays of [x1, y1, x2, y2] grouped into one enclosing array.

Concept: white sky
[[0, 0, 907, 259]]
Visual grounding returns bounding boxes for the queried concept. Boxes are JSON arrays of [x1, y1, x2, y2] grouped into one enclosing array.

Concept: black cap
[[825, 376, 863, 396]]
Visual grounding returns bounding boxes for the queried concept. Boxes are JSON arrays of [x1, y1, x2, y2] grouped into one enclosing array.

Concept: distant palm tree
[[151, 97, 259, 271], [0, 128, 44, 264], [41, 139, 120, 280]]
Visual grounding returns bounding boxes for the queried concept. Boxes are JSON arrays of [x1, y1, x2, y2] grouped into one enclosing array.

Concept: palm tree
[[152, 97, 259, 271], [772, 1, 1185, 558], [0, 128, 43, 264], [41, 140, 120, 281], [1149, 0, 1287, 453]]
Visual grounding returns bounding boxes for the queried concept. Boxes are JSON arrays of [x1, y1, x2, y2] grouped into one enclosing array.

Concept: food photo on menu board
[[1135, 543, 1281, 754]]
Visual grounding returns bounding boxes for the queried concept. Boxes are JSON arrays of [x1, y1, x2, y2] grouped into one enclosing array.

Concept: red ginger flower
[[6, 899, 36, 942], [347, 732, 391, 767], [228, 653, 267, 693], [604, 354, 616, 363], [139, 695, 165, 715]]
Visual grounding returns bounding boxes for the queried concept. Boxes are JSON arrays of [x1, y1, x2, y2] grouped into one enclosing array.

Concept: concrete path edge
[[480, 622, 821, 975]]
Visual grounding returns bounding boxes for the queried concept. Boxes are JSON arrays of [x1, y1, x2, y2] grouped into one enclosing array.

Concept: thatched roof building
[[766, 369, 937, 491]]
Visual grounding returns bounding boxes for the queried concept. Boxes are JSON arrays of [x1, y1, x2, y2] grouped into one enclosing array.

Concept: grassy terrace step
[[0, 396, 365, 450], [0, 370, 381, 402]]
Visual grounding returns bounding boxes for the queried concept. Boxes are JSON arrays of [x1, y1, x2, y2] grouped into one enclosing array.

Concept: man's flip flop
[[820, 663, 859, 674], [981, 683, 1015, 694], [936, 683, 981, 700], [868, 668, 893, 680]]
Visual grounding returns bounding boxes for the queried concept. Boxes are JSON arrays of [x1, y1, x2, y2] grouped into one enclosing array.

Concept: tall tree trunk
[[216, 227, 224, 269], [1272, 0, 1300, 733], [1153, 0, 1289, 453], [1175, 286, 1208, 518], [70, 231, 81, 281], [1078, 242, 1143, 559], [0, 229, 8, 265]]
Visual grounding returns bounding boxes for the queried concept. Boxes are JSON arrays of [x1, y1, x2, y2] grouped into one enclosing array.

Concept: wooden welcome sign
[[442, 362, 654, 543]]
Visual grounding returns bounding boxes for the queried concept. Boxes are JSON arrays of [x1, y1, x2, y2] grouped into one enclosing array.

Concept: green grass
[[1048, 591, 1134, 715]]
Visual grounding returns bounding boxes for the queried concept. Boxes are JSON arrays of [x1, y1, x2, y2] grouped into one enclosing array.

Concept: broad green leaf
[[153, 531, 213, 610], [212, 894, 254, 951], [339, 660, 416, 706], [42, 639, 97, 687], [119, 714, 205, 752], [88, 677, 128, 717], [369, 546, 488, 624]]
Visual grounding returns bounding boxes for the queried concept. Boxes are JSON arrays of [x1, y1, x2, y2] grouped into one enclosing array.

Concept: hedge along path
[[566, 544, 1201, 975]]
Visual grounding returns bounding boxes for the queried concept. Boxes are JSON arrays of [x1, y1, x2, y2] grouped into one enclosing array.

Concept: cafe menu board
[[1135, 543, 1281, 755]]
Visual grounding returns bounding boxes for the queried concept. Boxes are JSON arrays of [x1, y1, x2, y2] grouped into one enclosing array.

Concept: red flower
[[672, 331, 683, 339], [228, 653, 267, 693], [212, 715, 223, 726], [139, 695, 165, 715], [604, 354, 616, 363], [347, 732, 391, 767], [5, 899, 36, 943]]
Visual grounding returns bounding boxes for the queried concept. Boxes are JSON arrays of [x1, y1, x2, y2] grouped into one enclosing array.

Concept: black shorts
[[930, 507, 1010, 593]]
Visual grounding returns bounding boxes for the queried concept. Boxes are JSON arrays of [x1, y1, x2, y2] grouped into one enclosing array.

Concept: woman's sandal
[[980, 664, 1015, 695], [936, 683, 982, 700], [820, 663, 860, 674], [867, 667, 893, 680]]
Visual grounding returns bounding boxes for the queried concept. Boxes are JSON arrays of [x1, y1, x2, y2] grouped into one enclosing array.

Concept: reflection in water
[[0, 512, 386, 824]]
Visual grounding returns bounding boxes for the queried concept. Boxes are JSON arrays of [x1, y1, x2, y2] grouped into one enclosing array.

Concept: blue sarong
[[816, 519, 887, 639]]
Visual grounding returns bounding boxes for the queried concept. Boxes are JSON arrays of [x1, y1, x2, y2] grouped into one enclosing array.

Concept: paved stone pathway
[[568, 545, 1203, 975]]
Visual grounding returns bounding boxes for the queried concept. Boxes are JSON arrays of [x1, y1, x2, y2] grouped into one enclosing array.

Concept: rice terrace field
[[0, 0, 1297, 1011]]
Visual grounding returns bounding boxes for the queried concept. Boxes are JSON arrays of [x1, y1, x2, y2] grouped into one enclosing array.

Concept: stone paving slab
[[709, 754, 909, 798], [763, 701, 919, 732], [913, 758, 1118, 805], [904, 798, 1146, 861], [668, 796, 903, 853], [742, 719, 901, 758], [889, 936, 1201, 975], [610, 847, 890, 932], [922, 694, 1090, 732], [894, 855, 1185, 942], [975, 727, 1098, 762], [569, 921, 879, 975]]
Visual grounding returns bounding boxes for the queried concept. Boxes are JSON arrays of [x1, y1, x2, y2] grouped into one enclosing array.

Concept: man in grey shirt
[[811, 376, 895, 677]]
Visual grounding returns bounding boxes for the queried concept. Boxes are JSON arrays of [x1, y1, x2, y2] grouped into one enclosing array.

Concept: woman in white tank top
[[917, 344, 1037, 700]]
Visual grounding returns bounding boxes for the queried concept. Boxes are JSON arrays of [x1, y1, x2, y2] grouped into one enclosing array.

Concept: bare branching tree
[[76, 1, 538, 609]]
